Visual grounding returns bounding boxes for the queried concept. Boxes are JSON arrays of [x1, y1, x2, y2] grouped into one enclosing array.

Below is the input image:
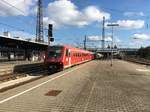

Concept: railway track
[[0, 65, 47, 83], [124, 57, 150, 65]]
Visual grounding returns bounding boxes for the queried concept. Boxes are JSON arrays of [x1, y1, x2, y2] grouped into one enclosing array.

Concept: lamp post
[[107, 23, 119, 66]]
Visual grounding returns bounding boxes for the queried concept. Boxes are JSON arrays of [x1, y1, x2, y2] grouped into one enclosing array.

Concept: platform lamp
[[48, 24, 54, 45], [107, 23, 119, 66]]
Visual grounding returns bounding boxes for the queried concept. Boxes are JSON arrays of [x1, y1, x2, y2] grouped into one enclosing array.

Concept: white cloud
[[129, 39, 144, 48], [105, 36, 112, 41], [104, 36, 120, 42], [106, 20, 144, 29], [115, 38, 121, 43], [0, 0, 110, 28], [132, 33, 150, 40], [130, 33, 150, 48], [44, 0, 110, 28], [87, 35, 113, 42], [117, 20, 144, 29], [43, 17, 60, 28], [88, 36, 101, 41], [0, 0, 36, 16], [83, 6, 110, 22], [124, 12, 144, 17]]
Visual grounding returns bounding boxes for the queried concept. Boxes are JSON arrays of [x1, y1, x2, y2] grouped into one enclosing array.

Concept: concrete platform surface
[[0, 60, 150, 112]]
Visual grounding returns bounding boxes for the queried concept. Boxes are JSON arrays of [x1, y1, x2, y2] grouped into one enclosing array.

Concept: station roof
[[0, 35, 48, 50]]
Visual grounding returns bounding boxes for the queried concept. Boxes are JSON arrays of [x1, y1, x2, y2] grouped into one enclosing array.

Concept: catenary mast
[[36, 0, 44, 42]]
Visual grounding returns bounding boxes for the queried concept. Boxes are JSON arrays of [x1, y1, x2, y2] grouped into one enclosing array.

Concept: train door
[[68, 49, 71, 66], [65, 49, 71, 67]]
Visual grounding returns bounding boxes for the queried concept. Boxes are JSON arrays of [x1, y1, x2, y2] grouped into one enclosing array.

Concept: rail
[[124, 56, 150, 65], [0, 64, 46, 83]]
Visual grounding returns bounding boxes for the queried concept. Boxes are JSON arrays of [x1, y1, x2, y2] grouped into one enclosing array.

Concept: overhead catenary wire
[[0, 0, 51, 39], [0, 0, 36, 31], [1, 0, 36, 19]]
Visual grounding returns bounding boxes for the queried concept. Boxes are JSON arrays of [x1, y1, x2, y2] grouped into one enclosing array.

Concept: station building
[[0, 32, 48, 61]]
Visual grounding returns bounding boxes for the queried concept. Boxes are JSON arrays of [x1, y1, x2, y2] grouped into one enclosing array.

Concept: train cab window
[[48, 46, 62, 58]]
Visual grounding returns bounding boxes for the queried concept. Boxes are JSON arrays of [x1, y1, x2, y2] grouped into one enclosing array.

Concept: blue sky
[[0, 0, 150, 48]]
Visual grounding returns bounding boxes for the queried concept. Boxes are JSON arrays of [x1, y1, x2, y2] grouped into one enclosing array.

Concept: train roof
[[48, 45, 94, 54]]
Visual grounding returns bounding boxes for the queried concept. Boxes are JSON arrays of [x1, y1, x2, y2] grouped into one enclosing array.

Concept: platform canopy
[[0, 35, 48, 51]]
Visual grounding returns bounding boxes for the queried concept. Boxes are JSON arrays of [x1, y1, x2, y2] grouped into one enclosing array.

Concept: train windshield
[[48, 46, 63, 58]]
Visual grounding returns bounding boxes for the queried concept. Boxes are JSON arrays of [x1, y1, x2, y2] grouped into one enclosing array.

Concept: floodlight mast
[[107, 23, 119, 66]]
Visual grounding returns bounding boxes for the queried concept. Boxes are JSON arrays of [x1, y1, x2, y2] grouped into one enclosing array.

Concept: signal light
[[48, 24, 53, 37], [49, 24, 53, 31], [50, 38, 54, 42], [48, 31, 53, 37], [48, 24, 54, 42]]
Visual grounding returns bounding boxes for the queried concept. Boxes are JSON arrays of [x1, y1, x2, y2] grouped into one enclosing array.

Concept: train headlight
[[60, 62, 63, 65]]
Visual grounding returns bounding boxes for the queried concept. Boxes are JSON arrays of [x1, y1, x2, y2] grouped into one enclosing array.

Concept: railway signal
[[48, 24, 54, 45]]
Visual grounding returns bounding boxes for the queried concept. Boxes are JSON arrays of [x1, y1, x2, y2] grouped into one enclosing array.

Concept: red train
[[44, 45, 94, 72]]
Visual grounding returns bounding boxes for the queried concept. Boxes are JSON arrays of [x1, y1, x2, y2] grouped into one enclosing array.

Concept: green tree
[[138, 46, 150, 59]]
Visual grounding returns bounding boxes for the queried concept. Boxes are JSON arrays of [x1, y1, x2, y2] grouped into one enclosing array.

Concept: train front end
[[45, 46, 64, 72]]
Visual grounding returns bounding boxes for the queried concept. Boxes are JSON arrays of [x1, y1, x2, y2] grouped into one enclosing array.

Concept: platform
[[0, 60, 150, 112]]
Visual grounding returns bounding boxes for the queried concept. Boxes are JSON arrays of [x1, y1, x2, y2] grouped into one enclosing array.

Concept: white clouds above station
[[132, 33, 150, 40], [0, 0, 36, 16], [44, 0, 110, 28], [0, 0, 145, 30], [124, 12, 144, 17], [106, 20, 144, 29], [87, 35, 113, 42], [87, 36, 101, 41], [117, 20, 144, 29], [130, 33, 150, 48]]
